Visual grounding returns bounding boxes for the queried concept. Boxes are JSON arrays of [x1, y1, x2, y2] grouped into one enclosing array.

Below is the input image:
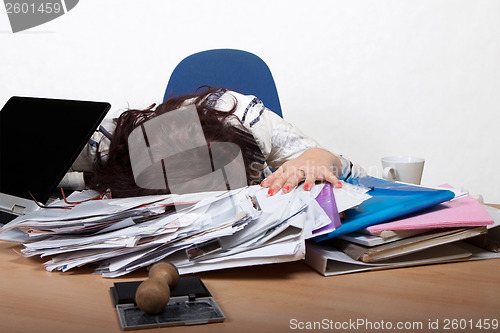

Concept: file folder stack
[[306, 177, 500, 276]]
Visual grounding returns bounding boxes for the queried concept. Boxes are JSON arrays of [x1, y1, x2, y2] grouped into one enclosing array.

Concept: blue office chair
[[163, 49, 283, 117]]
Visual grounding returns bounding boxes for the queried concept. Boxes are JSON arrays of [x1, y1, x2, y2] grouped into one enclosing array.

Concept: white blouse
[[210, 90, 363, 180]]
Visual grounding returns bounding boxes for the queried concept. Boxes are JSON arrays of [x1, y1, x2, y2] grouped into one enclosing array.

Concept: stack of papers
[[0, 183, 371, 277]]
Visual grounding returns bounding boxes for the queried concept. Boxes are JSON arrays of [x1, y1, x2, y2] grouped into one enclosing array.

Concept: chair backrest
[[164, 49, 283, 117]]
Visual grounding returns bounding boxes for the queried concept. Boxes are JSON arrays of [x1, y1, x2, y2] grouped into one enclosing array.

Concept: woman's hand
[[260, 148, 343, 195]]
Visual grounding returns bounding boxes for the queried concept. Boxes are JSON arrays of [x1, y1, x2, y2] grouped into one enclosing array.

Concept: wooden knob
[[148, 262, 180, 289], [135, 277, 170, 315], [135, 262, 180, 315]]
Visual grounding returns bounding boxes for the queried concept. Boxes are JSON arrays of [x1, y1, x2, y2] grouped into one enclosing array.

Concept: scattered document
[[0, 182, 371, 277]]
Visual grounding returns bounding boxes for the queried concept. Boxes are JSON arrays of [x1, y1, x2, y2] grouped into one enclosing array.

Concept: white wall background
[[1, 0, 499, 202]]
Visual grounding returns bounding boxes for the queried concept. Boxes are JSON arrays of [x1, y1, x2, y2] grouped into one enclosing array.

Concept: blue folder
[[314, 176, 456, 242]]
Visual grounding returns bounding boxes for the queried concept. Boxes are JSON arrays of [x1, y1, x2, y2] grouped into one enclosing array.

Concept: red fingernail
[[268, 188, 275, 196], [337, 181, 343, 188], [304, 183, 310, 190], [283, 186, 290, 193]]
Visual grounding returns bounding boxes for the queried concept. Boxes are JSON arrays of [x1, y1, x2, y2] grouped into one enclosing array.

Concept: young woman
[[70, 87, 364, 197]]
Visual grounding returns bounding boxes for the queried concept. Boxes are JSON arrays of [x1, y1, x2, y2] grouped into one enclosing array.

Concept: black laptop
[[0, 96, 110, 223]]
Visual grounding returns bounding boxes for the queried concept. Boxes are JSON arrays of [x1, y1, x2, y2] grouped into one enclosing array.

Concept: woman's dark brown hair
[[89, 87, 265, 197]]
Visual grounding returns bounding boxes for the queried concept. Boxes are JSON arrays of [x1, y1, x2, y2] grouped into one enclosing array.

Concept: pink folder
[[366, 186, 494, 233]]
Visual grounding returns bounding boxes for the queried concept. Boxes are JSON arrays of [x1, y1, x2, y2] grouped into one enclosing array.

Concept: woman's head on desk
[[90, 87, 266, 198], [88, 87, 348, 198]]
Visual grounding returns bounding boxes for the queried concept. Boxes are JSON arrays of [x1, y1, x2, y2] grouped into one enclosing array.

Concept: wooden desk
[[0, 237, 499, 333]]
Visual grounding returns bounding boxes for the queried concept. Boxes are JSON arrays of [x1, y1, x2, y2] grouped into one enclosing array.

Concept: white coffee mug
[[381, 156, 425, 185]]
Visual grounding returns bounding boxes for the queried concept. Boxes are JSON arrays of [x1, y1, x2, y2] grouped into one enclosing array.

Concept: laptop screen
[[0, 97, 110, 204]]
